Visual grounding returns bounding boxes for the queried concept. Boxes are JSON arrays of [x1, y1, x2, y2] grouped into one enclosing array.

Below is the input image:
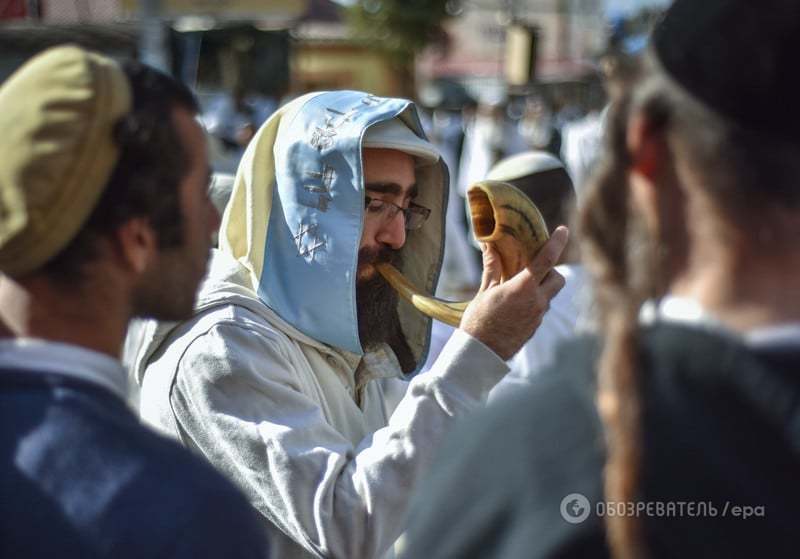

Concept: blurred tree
[[345, 0, 455, 97]]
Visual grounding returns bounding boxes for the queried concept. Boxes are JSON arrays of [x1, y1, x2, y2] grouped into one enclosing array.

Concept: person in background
[[561, 34, 644, 200], [486, 151, 591, 401], [518, 96, 562, 157], [401, 0, 800, 557], [457, 97, 527, 199], [420, 101, 482, 300], [0, 46, 268, 558]]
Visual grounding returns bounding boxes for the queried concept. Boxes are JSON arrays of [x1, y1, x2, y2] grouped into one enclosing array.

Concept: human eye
[[365, 197, 385, 214], [403, 202, 431, 230], [408, 202, 430, 215]]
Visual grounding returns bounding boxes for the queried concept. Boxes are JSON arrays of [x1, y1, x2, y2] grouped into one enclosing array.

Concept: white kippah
[[486, 151, 564, 182], [363, 117, 440, 165]]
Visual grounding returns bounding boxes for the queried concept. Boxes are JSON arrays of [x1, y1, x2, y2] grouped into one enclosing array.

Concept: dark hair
[[580, 54, 800, 559], [507, 167, 575, 234], [41, 60, 200, 284]]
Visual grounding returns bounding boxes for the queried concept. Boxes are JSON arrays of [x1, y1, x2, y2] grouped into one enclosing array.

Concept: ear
[[114, 218, 158, 275], [625, 111, 674, 232], [626, 111, 690, 287], [626, 111, 665, 180]]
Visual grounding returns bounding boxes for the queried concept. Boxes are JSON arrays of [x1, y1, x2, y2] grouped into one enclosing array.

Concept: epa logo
[[560, 493, 591, 524]]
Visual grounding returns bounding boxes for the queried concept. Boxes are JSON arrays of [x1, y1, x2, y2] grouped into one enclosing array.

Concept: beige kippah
[[0, 45, 132, 277]]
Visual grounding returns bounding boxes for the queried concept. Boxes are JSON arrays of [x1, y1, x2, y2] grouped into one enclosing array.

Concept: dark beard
[[131, 249, 202, 322], [356, 247, 417, 373]]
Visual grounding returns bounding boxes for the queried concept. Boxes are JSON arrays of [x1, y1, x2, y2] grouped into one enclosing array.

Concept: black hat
[[653, 0, 800, 140]]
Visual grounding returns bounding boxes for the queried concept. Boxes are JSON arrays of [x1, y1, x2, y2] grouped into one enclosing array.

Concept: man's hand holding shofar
[[376, 181, 567, 356], [461, 226, 568, 361]]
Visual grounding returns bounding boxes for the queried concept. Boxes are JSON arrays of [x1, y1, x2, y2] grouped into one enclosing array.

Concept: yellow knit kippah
[[0, 45, 132, 277]]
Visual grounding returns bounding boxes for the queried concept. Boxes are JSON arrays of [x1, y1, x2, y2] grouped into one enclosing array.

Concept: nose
[[375, 209, 406, 250]]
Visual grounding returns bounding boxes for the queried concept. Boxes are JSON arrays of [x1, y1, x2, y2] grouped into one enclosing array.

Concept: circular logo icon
[[560, 493, 591, 524]]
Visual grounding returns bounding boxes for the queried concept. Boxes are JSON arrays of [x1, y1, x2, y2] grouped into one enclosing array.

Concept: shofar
[[376, 180, 549, 327]]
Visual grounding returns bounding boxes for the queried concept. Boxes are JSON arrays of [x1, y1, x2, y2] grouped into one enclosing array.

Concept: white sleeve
[[170, 322, 508, 559]]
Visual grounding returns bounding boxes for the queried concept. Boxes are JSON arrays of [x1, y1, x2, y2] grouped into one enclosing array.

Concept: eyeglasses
[[364, 196, 431, 231]]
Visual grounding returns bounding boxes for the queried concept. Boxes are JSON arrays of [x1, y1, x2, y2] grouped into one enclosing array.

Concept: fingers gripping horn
[[376, 180, 550, 327]]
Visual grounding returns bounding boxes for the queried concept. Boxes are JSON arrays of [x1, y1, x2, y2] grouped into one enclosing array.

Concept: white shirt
[[561, 109, 606, 200], [641, 295, 800, 350], [0, 338, 128, 401], [133, 254, 509, 559], [489, 264, 591, 401]]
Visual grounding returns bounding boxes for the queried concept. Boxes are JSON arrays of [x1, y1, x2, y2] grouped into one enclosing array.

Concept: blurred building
[[1, 0, 406, 96], [0, 1, 300, 87], [291, 0, 401, 97], [417, 0, 606, 104]]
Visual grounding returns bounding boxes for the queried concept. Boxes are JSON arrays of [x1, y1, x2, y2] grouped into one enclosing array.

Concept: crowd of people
[[1, 0, 797, 557]]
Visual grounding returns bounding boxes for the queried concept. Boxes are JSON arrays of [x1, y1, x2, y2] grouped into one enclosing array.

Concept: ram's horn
[[375, 262, 468, 327], [467, 180, 550, 281], [377, 180, 549, 327]]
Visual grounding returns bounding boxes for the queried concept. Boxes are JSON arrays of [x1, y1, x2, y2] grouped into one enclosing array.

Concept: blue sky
[[605, 0, 671, 18], [332, 1, 672, 18]]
